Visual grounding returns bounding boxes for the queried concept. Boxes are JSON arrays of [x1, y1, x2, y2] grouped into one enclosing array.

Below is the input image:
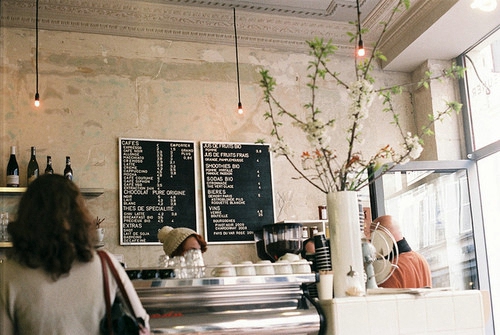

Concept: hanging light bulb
[[355, 0, 365, 58], [233, 7, 243, 114], [34, 0, 40, 108], [357, 39, 365, 57]]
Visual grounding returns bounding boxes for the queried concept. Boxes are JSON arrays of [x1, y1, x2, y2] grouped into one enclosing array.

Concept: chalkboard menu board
[[201, 142, 275, 243], [119, 138, 197, 245]]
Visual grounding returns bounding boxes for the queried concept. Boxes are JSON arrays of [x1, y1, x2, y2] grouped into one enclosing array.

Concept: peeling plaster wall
[[0, 28, 460, 267]]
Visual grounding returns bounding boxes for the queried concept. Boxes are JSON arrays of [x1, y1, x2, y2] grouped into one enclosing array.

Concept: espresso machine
[[128, 222, 324, 334], [131, 272, 325, 334]]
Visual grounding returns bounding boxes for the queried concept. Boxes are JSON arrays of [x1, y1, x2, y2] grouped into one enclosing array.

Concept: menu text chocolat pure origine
[[119, 138, 197, 244]]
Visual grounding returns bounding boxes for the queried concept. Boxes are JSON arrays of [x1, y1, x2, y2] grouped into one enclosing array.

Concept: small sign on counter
[[201, 142, 275, 243]]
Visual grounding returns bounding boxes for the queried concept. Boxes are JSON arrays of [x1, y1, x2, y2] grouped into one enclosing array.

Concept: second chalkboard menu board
[[201, 142, 275, 243], [119, 138, 197, 245]]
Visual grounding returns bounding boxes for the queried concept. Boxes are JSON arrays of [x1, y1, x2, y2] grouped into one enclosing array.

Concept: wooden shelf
[[1, 241, 105, 249], [0, 187, 27, 195], [0, 188, 103, 249], [1, 241, 104, 249], [81, 188, 105, 196], [0, 187, 104, 196]]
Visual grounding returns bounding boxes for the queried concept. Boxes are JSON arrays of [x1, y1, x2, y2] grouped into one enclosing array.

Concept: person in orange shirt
[[373, 215, 432, 289]]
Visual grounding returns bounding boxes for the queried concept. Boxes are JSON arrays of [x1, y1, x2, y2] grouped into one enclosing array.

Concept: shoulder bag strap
[[97, 250, 113, 335], [99, 250, 140, 323]]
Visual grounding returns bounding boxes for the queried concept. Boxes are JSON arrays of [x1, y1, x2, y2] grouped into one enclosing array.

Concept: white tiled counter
[[319, 289, 488, 335]]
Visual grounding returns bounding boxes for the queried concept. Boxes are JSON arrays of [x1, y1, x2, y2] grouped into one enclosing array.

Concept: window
[[460, 25, 500, 335], [373, 161, 484, 291], [478, 152, 500, 324], [461, 28, 500, 151], [372, 24, 500, 335]]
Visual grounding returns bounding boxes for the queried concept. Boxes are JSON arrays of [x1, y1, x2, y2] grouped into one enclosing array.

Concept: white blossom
[[294, 117, 328, 146], [260, 35, 459, 193], [348, 79, 375, 120], [404, 132, 423, 160], [274, 139, 292, 156], [301, 156, 315, 170]]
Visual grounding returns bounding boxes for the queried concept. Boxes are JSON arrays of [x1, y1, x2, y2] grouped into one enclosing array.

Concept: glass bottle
[[1, 212, 9, 241], [27, 146, 39, 184], [302, 226, 309, 239], [44, 155, 54, 174], [64, 156, 73, 180], [6, 146, 20, 187]]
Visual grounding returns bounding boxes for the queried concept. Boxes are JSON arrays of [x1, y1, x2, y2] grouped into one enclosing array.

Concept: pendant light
[[356, 0, 365, 57], [34, 0, 40, 107], [233, 7, 243, 115]]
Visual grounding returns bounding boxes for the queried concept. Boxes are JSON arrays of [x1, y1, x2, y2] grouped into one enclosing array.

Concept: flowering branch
[[258, 0, 464, 194]]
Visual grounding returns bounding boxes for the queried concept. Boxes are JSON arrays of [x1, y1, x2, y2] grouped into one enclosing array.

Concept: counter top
[[132, 273, 318, 289], [319, 289, 489, 335], [0, 187, 103, 196]]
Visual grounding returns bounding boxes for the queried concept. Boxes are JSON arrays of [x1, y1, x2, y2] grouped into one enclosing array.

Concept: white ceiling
[[385, 0, 500, 71], [1, 0, 499, 72], [209, 0, 500, 71], [141, 0, 379, 21], [154, 0, 500, 71]]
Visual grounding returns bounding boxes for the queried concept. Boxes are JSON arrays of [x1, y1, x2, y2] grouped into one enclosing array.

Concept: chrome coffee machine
[[131, 273, 325, 334]]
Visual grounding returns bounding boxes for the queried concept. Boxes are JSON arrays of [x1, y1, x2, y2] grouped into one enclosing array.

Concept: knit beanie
[[158, 226, 197, 257]]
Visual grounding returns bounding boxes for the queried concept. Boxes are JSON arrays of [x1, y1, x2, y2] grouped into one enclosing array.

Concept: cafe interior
[[1, 0, 500, 333]]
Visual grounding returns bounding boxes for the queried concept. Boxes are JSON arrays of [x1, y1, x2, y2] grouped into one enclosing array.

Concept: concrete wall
[[0, 27, 462, 267]]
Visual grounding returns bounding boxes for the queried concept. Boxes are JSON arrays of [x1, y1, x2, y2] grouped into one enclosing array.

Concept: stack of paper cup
[[314, 234, 332, 271]]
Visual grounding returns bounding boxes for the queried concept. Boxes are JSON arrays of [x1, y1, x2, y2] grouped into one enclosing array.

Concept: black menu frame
[[201, 142, 275, 243], [119, 138, 198, 245]]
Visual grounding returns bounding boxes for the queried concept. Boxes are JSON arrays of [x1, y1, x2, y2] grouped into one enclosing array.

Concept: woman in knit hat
[[158, 226, 207, 257]]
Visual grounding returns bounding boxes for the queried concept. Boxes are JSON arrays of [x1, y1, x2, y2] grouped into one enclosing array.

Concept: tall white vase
[[327, 191, 365, 297]]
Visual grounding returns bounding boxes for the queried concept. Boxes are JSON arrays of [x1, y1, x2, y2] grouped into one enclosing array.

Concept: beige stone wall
[[411, 59, 465, 161], [0, 27, 461, 267]]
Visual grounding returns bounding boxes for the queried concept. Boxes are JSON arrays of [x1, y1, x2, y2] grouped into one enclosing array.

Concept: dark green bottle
[[27, 146, 39, 184], [64, 156, 73, 180], [44, 155, 54, 174]]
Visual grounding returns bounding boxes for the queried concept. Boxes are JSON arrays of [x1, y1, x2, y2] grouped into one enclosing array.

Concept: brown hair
[[8, 174, 95, 279], [171, 233, 207, 257]]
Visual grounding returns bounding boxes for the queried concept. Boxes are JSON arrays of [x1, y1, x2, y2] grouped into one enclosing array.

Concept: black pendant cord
[[356, 0, 362, 35], [35, 0, 39, 100], [233, 7, 242, 108], [356, 0, 363, 50]]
